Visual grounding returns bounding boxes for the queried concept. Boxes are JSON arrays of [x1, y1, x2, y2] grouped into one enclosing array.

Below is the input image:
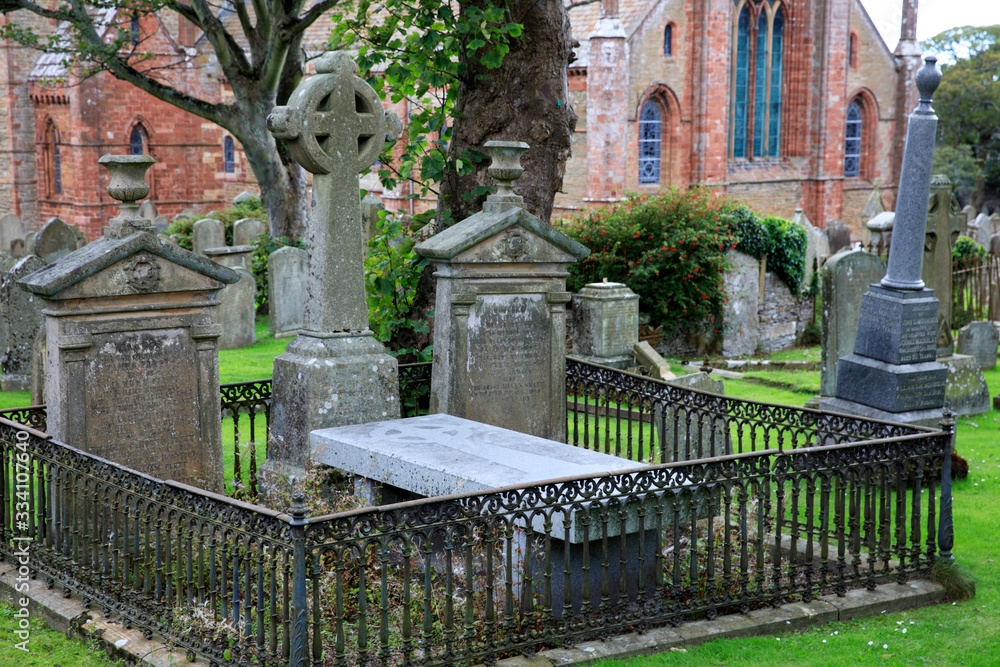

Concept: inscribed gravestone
[[826, 219, 851, 254], [0, 214, 23, 255], [268, 245, 307, 338], [957, 322, 998, 371], [216, 267, 257, 350], [0, 255, 46, 391], [572, 281, 638, 368], [139, 200, 157, 221], [192, 218, 225, 256], [263, 51, 404, 480], [414, 141, 588, 441], [721, 250, 759, 357], [233, 218, 266, 246], [33, 218, 78, 263], [18, 155, 239, 492], [820, 250, 885, 396]]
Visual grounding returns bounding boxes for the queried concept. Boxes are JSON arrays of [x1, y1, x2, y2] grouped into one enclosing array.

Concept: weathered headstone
[[414, 141, 589, 441], [263, 51, 404, 480], [941, 354, 991, 415], [961, 204, 977, 226], [32, 217, 77, 263], [820, 250, 886, 396], [922, 174, 964, 356], [8, 238, 24, 260], [139, 200, 157, 221], [826, 219, 852, 254], [233, 217, 267, 246], [867, 211, 894, 253], [571, 280, 638, 369], [0, 214, 23, 255], [991, 233, 1000, 256], [792, 208, 829, 287], [268, 245, 307, 338], [154, 215, 170, 231], [233, 190, 256, 206], [29, 325, 44, 406], [215, 268, 257, 350], [174, 208, 199, 222], [360, 192, 384, 245], [860, 181, 886, 223], [0, 255, 46, 391], [192, 218, 225, 256], [18, 155, 239, 491], [956, 321, 998, 371], [821, 57, 947, 426], [972, 212, 991, 248], [721, 250, 759, 357], [70, 224, 87, 250]]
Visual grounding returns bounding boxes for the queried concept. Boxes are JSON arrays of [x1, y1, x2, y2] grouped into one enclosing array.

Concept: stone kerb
[[268, 245, 308, 338], [192, 218, 225, 256]]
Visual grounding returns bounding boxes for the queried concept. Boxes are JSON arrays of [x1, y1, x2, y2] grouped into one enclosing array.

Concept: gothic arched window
[[731, 1, 785, 159], [664, 24, 672, 57], [638, 101, 662, 185], [844, 99, 862, 177], [224, 136, 235, 173], [130, 125, 147, 155], [45, 121, 62, 196]]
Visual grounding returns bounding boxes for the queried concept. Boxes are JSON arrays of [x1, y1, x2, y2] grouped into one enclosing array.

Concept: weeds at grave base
[[931, 560, 977, 601]]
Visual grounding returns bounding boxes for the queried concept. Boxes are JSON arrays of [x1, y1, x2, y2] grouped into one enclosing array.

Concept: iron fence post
[[937, 409, 955, 564], [289, 493, 309, 666]]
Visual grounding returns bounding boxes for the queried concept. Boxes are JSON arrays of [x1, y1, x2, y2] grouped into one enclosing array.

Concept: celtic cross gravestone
[[262, 51, 404, 482]]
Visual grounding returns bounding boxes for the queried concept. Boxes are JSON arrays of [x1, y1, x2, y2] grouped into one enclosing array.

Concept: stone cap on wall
[[19, 230, 240, 298]]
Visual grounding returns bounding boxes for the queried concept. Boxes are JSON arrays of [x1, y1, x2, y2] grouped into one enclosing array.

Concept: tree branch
[[286, 0, 341, 38], [564, 0, 599, 11]]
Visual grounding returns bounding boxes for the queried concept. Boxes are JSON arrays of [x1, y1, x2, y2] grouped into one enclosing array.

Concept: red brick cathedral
[[0, 0, 919, 241], [556, 0, 921, 234]]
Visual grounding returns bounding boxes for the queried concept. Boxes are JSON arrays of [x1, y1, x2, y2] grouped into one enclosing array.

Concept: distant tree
[[924, 25, 1000, 208]]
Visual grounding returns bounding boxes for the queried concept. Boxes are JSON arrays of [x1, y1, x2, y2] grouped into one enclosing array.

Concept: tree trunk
[[440, 0, 578, 225]]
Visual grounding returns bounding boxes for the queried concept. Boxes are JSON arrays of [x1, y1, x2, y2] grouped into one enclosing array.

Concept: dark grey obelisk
[[820, 56, 947, 426]]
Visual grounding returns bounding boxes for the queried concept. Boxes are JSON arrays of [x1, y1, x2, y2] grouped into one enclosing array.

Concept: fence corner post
[[937, 409, 955, 565], [289, 492, 309, 666]]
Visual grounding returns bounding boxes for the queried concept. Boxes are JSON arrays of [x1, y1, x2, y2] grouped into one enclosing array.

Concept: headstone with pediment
[[414, 142, 589, 441], [263, 51, 404, 481], [18, 156, 239, 492]]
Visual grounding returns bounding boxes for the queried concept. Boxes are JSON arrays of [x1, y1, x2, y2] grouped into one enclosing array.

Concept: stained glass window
[[844, 100, 862, 177], [731, 5, 750, 159], [638, 101, 662, 184], [664, 24, 672, 57], [51, 127, 61, 196], [768, 7, 784, 157], [130, 126, 145, 155], [752, 10, 768, 158], [224, 136, 235, 173]]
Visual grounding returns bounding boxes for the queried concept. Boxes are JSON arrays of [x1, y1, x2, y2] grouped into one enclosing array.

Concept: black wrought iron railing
[[0, 358, 957, 666]]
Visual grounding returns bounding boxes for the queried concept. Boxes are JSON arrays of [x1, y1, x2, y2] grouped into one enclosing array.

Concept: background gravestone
[[721, 250, 759, 357], [826, 219, 852, 254], [972, 212, 991, 248], [360, 192, 384, 245], [29, 325, 44, 406], [414, 141, 588, 441], [139, 200, 158, 221], [192, 218, 225, 255], [215, 267, 257, 350], [654, 372, 730, 462], [957, 322, 998, 371], [33, 217, 78, 263], [961, 204, 976, 226], [233, 191, 256, 206], [792, 209, 829, 288], [571, 280, 638, 369], [820, 250, 886, 397], [0, 255, 46, 390], [922, 174, 964, 356], [268, 245, 307, 338], [18, 155, 239, 491], [0, 214, 23, 255], [233, 218, 267, 246]]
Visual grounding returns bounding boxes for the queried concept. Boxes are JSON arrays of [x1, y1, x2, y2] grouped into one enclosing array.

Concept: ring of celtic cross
[[268, 57, 389, 176]]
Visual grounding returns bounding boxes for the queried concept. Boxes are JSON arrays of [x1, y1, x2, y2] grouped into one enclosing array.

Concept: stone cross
[[924, 174, 964, 354], [268, 51, 401, 336], [881, 56, 942, 291]]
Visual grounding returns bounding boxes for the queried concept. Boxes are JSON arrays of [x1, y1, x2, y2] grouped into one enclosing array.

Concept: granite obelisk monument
[[262, 51, 403, 481], [821, 56, 947, 425]]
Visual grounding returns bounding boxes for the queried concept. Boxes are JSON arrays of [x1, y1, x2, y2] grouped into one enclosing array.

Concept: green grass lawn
[[0, 601, 124, 666]]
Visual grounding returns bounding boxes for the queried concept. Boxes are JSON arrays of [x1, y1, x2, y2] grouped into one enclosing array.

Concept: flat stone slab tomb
[[311, 414, 703, 616]]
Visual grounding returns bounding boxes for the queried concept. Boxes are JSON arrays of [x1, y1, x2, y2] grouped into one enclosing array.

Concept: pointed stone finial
[[99, 155, 156, 239], [915, 56, 942, 115], [483, 140, 529, 213]]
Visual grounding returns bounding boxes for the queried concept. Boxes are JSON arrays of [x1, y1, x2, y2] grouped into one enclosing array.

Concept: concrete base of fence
[[478, 578, 947, 667], [0, 561, 202, 666]]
